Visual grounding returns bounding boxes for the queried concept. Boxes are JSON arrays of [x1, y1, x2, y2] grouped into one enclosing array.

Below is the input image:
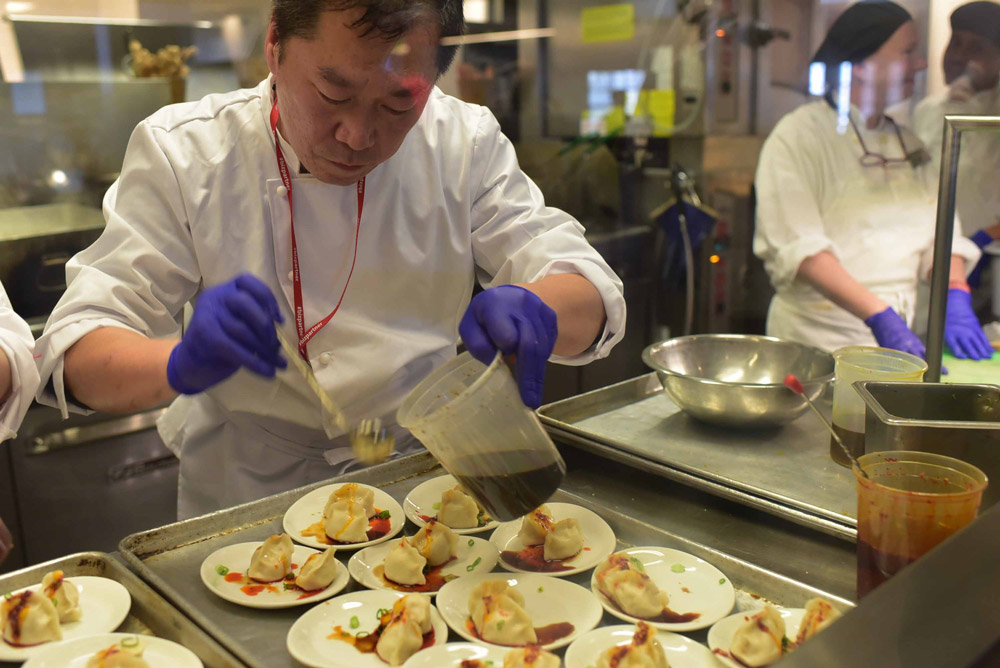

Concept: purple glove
[[167, 274, 287, 395], [865, 307, 926, 359], [945, 289, 994, 360], [459, 286, 558, 409]]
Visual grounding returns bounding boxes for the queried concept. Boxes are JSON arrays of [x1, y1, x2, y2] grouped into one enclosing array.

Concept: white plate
[[199, 541, 349, 609], [403, 475, 498, 535], [22, 632, 202, 668], [436, 573, 603, 651], [348, 536, 499, 596], [400, 642, 510, 668], [286, 589, 448, 668], [0, 576, 132, 662], [489, 502, 616, 577], [284, 483, 404, 550], [707, 608, 806, 668], [565, 624, 719, 668], [590, 547, 736, 632]]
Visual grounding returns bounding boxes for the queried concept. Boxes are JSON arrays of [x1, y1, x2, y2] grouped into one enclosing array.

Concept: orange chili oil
[[373, 558, 457, 593], [500, 546, 574, 573], [303, 511, 391, 546]]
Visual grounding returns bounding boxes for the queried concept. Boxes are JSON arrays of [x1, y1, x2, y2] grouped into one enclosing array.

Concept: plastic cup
[[397, 351, 566, 522], [831, 347, 927, 466], [854, 451, 987, 598]]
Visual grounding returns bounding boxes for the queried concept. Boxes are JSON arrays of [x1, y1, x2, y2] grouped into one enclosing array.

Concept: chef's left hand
[[460, 286, 558, 409], [945, 288, 994, 360]]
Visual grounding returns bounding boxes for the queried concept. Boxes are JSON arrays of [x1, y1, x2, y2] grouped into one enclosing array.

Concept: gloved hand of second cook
[[168, 274, 287, 395], [460, 285, 558, 409], [865, 307, 926, 359], [945, 288, 994, 360]]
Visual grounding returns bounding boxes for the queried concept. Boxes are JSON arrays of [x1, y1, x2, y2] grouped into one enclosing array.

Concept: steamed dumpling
[[517, 506, 553, 546], [438, 487, 480, 529], [543, 517, 584, 561], [730, 606, 786, 667], [468, 580, 527, 611], [503, 647, 562, 668], [469, 581, 537, 646], [86, 638, 150, 668], [327, 483, 376, 519], [41, 570, 82, 623], [795, 598, 841, 645], [1, 590, 61, 647], [392, 594, 432, 634], [384, 539, 428, 586], [595, 555, 668, 619], [411, 520, 459, 566], [324, 500, 370, 543], [597, 622, 670, 668], [248, 534, 294, 583], [295, 547, 339, 591], [375, 609, 424, 666]]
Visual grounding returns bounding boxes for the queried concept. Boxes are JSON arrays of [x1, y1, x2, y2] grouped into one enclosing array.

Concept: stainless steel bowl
[[642, 334, 835, 428]]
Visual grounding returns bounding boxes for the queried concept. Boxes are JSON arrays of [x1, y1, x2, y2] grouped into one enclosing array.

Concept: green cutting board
[[941, 350, 1000, 385]]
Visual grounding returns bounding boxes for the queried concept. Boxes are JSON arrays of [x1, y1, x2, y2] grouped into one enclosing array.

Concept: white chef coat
[[754, 101, 980, 352], [35, 78, 626, 519], [0, 282, 39, 441], [913, 85, 1000, 236]]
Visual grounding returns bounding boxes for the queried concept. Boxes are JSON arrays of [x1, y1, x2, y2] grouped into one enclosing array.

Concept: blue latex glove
[[167, 274, 287, 395], [968, 229, 994, 288], [865, 307, 926, 359], [459, 286, 558, 409], [945, 288, 994, 360]]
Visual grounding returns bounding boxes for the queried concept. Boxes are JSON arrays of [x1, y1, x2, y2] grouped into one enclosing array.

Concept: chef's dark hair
[[271, 0, 465, 75], [811, 0, 913, 92]]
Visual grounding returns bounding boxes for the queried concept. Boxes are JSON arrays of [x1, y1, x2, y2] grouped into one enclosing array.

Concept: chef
[[35, 0, 626, 519], [754, 0, 991, 359], [914, 1, 1000, 286]]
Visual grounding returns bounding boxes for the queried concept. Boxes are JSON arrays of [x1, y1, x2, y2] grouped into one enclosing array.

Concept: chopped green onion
[[376, 608, 390, 620], [781, 636, 790, 652], [629, 557, 646, 572], [355, 631, 370, 639], [52, 598, 58, 607], [376, 510, 391, 520], [350, 615, 360, 630], [2, 593, 10, 600], [432, 502, 441, 510], [537, 586, 544, 593], [444, 574, 459, 582], [466, 557, 482, 572], [215, 565, 230, 576], [496, 620, 505, 631], [283, 582, 296, 591], [719, 578, 727, 585], [670, 564, 686, 573], [121, 637, 140, 649], [468, 539, 475, 547]]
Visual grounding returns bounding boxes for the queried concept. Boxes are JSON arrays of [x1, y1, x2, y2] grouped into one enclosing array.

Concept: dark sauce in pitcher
[[450, 450, 565, 522]]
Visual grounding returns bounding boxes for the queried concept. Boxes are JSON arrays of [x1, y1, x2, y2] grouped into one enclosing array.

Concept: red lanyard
[[269, 97, 365, 361]]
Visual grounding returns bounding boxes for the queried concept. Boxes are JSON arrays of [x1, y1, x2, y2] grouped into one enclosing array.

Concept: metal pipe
[[926, 115, 1000, 382]]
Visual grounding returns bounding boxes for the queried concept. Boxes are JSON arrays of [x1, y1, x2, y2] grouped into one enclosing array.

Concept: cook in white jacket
[[755, 1, 991, 359], [35, 1, 626, 519]]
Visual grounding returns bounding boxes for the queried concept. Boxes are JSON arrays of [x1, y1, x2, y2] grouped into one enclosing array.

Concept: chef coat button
[[287, 270, 294, 281], [276, 185, 288, 198], [319, 352, 333, 366]]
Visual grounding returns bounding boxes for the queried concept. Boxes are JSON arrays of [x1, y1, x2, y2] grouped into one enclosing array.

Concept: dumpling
[[324, 500, 370, 543], [595, 555, 668, 619], [86, 638, 150, 668], [295, 547, 339, 591], [517, 506, 553, 546], [503, 646, 562, 668], [411, 520, 458, 566], [438, 487, 480, 529], [248, 534, 294, 583], [597, 622, 670, 668], [469, 581, 537, 646], [795, 598, 842, 644], [41, 570, 82, 623], [326, 483, 376, 519], [384, 539, 428, 586], [375, 604, 424, 666], [1, 590, 61, 647], [468, 580, 526, 611], [543, 518, 584, 561], [391, 594, 432, 634], [730, 606, 786, 667]]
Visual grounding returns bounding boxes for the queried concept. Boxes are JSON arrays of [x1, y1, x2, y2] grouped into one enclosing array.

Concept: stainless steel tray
[[119, 453, 852, 667], [539, 374, 858, 541], [0, 552, 244, 668]]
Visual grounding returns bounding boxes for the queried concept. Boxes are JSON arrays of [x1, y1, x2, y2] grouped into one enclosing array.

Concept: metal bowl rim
[[641, 334, 836, 389]]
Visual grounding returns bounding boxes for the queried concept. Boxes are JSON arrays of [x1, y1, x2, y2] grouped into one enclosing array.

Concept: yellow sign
[[581, 4, 636, 44]]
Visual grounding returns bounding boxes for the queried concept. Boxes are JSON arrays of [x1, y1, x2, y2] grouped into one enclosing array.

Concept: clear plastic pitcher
[[831, 346, 927, 466], [397, 352, 565, 521]]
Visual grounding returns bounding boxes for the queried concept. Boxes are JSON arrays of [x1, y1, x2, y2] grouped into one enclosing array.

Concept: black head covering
[[951, 1, 1000, 48], [812, 1, 914, 73]]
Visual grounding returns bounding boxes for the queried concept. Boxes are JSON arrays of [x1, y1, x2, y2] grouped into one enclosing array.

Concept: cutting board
[[941, 351, 1000, 385]]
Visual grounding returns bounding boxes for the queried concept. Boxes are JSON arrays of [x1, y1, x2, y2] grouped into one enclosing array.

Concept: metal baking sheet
[[539, 374, 858, 541], [119, 453, 852, 667], [0, 551, 244, 668]]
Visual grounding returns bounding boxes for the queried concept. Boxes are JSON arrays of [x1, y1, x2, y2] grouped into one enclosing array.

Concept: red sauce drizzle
[[328, 622, 434, 656], [3, 593, 32, 646], [240, 584, 278, 596], [374, 558, 457, 593], [501, 546, 574, 573], [304, 509, 392, 546], [224, 573, 245, 583], [464, 618, 575, 646], [605, 596, 701, 624]]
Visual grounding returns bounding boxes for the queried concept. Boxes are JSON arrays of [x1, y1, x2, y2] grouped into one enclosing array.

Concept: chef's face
[[943, 30, 1000, 90], [852, 22, 927, 109], [265, 8, 438, 186]]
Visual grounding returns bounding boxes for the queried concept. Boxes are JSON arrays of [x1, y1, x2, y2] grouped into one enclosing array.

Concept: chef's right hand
[[167, 274, 287, 395], [864, 307, 926, 359]]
